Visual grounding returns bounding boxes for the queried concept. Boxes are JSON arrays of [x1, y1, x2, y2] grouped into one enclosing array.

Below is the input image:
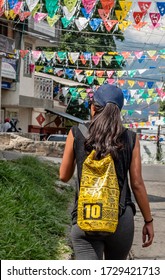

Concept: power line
[[0, 20, 164, 54], [0, 16, 165, 50]]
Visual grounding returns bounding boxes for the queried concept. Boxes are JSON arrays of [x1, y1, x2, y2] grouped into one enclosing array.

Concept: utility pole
[[0, 57, 2, 131], [156, 76, 164, 161], [156, 113, 161, 161]]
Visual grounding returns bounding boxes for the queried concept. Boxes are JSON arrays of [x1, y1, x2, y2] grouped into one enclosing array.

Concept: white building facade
[[0, 19, 83, 136]]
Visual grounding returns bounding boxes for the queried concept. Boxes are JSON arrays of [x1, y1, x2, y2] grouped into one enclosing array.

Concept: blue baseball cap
[[94, 84, 124, 110]]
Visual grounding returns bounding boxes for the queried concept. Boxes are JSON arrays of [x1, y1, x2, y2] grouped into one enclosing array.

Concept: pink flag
[[134, 51, 143, 59], [92, 55, 101, 65], [32, 50, 41, 62], [98, 9, 109, 20], [121, 51, 131, 59], [104, 20, 118, 31], [82, 0, 96, 14], [19, 12, 31, 21], [107, 71, 114, 78], [149, 13, 161, 27], [34, 13, 47, 23], [14, 1, 23, 14], [75, 69, 83, 75], [107, 78, 115, 84], [20, 50, 29, 59], [156, 88, 165, 98]]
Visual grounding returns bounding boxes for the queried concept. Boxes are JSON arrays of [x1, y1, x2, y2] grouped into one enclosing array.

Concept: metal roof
[[35, 72, 88, 87], [45, 108, 85, 124]]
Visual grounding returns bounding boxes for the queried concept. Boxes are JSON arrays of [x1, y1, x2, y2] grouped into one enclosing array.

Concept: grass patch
[[0, 156, 75, 260]]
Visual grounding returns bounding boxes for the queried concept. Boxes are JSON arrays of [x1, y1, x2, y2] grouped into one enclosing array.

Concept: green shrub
[[0, 156, 74, 259]]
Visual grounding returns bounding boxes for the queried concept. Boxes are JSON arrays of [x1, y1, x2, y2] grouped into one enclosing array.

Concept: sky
[[115, 0, 165, 121], [116, 0, 165, 49]]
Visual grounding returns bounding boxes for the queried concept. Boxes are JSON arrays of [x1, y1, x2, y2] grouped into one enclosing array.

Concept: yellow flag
[[47, 14, 60, 27], [35, 66, 44, 72], [9, 10, 17, 19], [4, 10, 10, 19], [77, 88, 85, 93], [119, 1, 132, 11], [85, 70, 94, 76], [117, 71, 125, 77], [115, 10, 128, 21], [147, 50, 157, 57], [31, 4, 41, 16], [146, 98, 152, 104], [103, 55, 113, 65], [80, 92, 87, 99], [148, 89, 154, 96], [68, 56, 74, 64], [97, 77, 105, 85], [118, 20, 132, 31], [128, 80, 135, 87], [64, 0, 78, 12], [108, 52, 118, 55]]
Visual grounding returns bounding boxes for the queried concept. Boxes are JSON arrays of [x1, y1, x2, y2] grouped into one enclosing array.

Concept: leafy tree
[[66, 98, 90, 120], [41, 0, 124, 54], [40, 0, 125, 119], [159, 100, 165, 117]]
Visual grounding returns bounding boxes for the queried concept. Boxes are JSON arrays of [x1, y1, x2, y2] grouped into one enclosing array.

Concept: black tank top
[[71, 125, 136, 224]]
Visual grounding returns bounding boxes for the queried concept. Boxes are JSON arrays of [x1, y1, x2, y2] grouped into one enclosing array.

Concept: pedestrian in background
[[60, 84, 154, 260], [2, 118, 12, 132]]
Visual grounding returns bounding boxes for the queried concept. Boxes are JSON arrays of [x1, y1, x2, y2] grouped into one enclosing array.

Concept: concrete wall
[[0, 133, 65, 157], [0, 133, 164, 164], [19, 36, 35, 98], [1, 84, 19, 106], [140, 140, 165, 164], [19, 107, 32, 133]]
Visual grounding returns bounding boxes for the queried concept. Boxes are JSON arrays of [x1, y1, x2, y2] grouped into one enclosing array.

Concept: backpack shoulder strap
[[78, 122, 89, 138]]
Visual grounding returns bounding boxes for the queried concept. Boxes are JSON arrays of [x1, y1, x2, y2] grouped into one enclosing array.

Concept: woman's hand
[[142, 222, 154, 247]]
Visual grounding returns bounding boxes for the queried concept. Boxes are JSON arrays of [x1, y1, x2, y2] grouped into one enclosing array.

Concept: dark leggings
[[71, 205, 134, 260]]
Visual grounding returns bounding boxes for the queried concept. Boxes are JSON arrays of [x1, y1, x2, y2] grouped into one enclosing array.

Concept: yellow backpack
[[77, 149, 120, 234]]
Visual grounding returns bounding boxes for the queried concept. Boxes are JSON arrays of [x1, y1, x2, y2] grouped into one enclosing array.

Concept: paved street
[[142, 165, 165, 182], [131, 165, 165, 260]]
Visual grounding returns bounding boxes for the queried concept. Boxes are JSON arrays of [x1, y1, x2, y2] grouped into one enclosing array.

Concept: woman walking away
[[59, 83, 154, 260]]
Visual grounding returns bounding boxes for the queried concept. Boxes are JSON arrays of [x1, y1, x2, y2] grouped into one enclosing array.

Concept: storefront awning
[[35, 72, 88, 87], [45, 108, 85, 124]]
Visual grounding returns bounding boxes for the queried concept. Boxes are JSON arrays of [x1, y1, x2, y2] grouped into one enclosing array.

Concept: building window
[[34, 76, 53, 99], [24, 43, 32, 77], [6, 110, 19, 120], [0, 21, 8, 36]]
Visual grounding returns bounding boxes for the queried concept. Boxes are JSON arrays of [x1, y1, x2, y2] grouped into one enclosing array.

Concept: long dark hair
[[85, 101, 125, 159]]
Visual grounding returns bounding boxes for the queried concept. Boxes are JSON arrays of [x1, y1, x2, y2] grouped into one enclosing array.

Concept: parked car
[[47, 134, 67, 142]]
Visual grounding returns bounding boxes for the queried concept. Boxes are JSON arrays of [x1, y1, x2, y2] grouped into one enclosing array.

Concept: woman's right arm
[[59, 129, 76, 182], [129, 135, 154, 247]]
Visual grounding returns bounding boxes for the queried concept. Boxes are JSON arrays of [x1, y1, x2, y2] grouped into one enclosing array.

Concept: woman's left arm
[[59, 129, 76, 182]]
